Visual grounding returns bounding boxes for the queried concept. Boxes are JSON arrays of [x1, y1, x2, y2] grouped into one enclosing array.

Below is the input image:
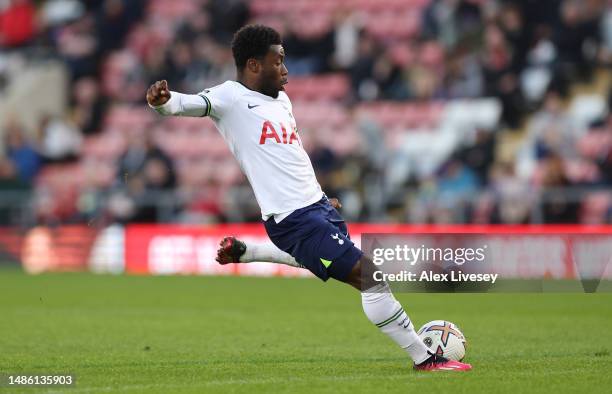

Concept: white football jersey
[[154, 81, 323, 222]]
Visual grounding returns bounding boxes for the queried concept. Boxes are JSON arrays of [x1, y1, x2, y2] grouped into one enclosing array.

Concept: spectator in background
[[40, 0, 86, 29], [142, 43, 171, 86], [308, 139, 339, 194], [175, 8, 211, 43], [371, 47, 406, 100], [349, 33, 379, 100], [601, 3, 612, 64], [0, 0, 37, 48], [552, 0, 601, 82], [126, 153, 177, 222], [142, 155, 176, 191], [95, 0, 144, 56], [489, 162, 532, 224], [519, 26, 556, 103], [481, 23, 512, 89], [331, 9, 361, 71], [116, 129, 175, 187], [408, 41, 445, 100], [282, 16, 334, 75], [3, 119, 41, 183], [71, 77, 108, 135], [0, 156, 29, 224], [444, 47, 484, 99], [55, 14, 98, 79], [608, 85, 612, 115], [36, 114, 82, 163], [540, 154, 580, 223], [481, 23, 527, 129], [0, 118, 33, 224], [180, 177, 224, 224], [435, 157, 479, 211], [421, 0, 483, 49], [163, 41, 193, 89], [516, 90, 571, 179], [223, 178, 262, 222], [0, 157, 20, 186], [109, 128, 178, 221], [207, 0, 250, 43], [499, 2, 529, 73], [499, 73, 527, 129], [455, 129, 495, 185], [529, 90, 579, 159], [595, 113, 612, 186]]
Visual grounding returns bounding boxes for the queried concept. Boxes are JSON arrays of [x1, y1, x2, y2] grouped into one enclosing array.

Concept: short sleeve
[[198, 81, 236, 120]]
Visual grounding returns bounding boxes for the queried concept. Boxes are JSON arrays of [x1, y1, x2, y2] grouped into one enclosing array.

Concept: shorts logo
[[331, 233, 344, 245]]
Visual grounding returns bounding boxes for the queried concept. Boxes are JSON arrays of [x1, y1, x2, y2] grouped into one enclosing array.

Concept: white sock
[[240, 241, 303, 268], [361, 282, 430, 364]]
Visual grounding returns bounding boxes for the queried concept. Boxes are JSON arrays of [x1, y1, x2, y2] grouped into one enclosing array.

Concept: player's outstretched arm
[[146, 80, 208, 117]]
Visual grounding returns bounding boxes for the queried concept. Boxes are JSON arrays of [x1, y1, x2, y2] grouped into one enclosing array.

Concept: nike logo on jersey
[[248, 104, 260, 109]]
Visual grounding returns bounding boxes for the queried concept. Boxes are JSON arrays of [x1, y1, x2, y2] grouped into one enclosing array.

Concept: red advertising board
[[9, 224, 612, 278], [124, 224, 612, 278], [124, 224, 311, 276]]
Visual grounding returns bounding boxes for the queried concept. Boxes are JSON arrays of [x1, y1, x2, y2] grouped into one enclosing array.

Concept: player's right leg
[[216, 236, 304, 268]]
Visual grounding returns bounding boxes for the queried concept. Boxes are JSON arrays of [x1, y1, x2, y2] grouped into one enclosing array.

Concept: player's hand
[[146, 80, 171, 106], [329, 198, 342, 209]]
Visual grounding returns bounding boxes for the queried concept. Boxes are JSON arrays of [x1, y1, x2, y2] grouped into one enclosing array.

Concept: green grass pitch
[[1, 269, 611, 393]]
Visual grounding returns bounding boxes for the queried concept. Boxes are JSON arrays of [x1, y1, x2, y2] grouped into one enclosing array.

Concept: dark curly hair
[[231, 24, 282, 70]]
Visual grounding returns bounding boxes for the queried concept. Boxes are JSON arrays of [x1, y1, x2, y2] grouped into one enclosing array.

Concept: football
[[417, 320, 467, 361]]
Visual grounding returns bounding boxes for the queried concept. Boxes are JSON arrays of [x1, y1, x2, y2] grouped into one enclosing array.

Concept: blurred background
[[0, 0, 611, 274]]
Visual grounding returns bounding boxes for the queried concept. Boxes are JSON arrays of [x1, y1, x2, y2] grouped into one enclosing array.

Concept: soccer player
[[146, 24, 471, 372]]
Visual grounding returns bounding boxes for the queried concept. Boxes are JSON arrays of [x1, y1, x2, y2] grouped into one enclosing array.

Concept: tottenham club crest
[[331, 233, 344, 245]]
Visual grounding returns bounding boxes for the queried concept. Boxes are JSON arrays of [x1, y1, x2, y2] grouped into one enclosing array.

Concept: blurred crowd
[[0, 0, 611, 226]]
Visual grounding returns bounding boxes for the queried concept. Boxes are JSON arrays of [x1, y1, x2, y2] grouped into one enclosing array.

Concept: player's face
[[259, 45, 288, 98]]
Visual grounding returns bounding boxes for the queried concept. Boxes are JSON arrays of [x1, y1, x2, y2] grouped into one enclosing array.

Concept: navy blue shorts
[[264, 196, 363, 282]]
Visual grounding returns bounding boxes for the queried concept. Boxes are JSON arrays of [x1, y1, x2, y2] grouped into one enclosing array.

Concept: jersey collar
[[235, 81, 281, 100]]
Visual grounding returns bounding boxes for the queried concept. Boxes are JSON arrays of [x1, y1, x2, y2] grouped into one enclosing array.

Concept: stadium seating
[[284, 74, 350, 101], [3, 0, 609, 225]]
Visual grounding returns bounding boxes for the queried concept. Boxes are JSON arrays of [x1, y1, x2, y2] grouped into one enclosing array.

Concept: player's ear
[[246, 58, 260, 74]]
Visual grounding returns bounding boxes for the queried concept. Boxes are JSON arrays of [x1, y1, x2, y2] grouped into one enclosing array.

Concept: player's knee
[[346, 256, 379, 291]]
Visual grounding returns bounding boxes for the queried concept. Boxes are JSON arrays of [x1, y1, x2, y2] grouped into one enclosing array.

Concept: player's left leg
[[344, 256, 471, 371], [348, 256, 432, 365]]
